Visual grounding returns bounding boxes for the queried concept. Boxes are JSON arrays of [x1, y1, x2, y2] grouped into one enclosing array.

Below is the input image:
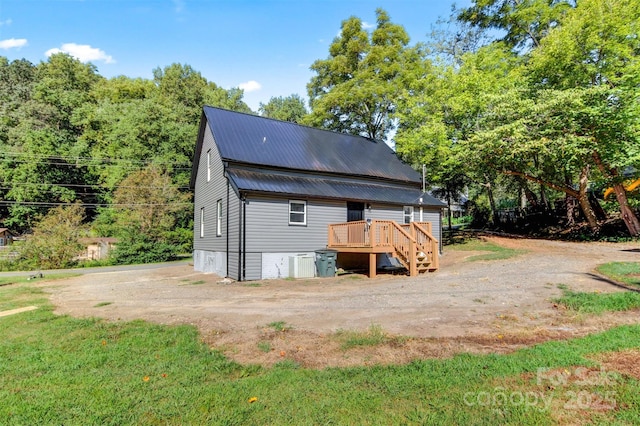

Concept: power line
[[1, 182, 191, 190], [0, 201, 193, 209], [0, 151, 192, 167], [0, 157, 192, 170]]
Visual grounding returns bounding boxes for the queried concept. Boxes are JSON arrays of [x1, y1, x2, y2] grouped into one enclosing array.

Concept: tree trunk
[[484, 177, 497, 227], [447, 193, 453, 231], [577, 165, 600, 233], [516, 176, 538, 207], [503, 169, 600, 233], [565, 174, 576, 226], [540, 184, 549, 211], [592, 152, 640, 236], [612, 183, 640, 236]]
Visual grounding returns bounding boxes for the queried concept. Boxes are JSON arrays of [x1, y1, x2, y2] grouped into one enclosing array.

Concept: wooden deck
[[327, 220, 439, 278]]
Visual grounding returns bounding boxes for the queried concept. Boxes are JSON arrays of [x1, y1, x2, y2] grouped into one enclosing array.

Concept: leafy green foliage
[[258, 94, 308, 122], [306, 8, 419, 140], [108, 167, 191, 264], [0, 54, 257, 265], [13, 203, 87, 269]]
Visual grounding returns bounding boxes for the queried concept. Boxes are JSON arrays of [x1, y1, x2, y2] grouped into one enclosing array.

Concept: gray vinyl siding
[[193, 122, 229, 252], [193, 122, 243, 277], [244, 196, 345, 253], [367, 203, 443, 245], [365, 204, 401, 222]]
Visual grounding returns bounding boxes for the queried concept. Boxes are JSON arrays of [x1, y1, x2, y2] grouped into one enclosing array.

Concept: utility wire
[[0, 151, 192, 166]]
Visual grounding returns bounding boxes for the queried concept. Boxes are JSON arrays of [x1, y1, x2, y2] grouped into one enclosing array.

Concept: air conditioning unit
[[289, 255, 315, 278]]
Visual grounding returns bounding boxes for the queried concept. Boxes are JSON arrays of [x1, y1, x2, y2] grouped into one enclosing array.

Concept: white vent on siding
[[289, 255, 315, 278]]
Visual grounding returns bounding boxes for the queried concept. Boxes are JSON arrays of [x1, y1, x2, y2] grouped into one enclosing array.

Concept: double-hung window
[[289, 200, 307, 225], [216, 199, 222, 236], [200, 207, 205, 238], [403, 206, 414, 224]]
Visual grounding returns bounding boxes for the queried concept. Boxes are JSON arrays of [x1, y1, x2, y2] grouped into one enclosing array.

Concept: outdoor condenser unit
[[289, 255, 315, 278]]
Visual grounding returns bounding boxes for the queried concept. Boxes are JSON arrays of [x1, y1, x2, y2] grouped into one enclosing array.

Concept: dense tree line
[[0, 57, 253, 268], [1, 0, 639, 269]]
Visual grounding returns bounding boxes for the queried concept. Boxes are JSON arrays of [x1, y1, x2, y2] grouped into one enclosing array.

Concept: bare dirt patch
[[37, 237, 640, 368]]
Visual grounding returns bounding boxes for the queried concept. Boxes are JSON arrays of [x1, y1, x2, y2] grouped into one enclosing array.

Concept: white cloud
[[238, 80, 262, 93], [0, 38, 27, 50], [45, 43, 115, 64], [0, 19, 13, 26], [362, 21, 375, 30]]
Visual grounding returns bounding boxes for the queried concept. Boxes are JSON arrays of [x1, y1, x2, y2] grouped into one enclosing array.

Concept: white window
[[200, 207, 205, 238], [216, 199, 222, 236], [403, 206, 414, 224], [289, 200, 307, 225], [206, 149, 211, 182]]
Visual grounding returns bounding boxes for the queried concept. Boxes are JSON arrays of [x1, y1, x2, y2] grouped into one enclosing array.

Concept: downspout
[[226, 180, 230, 278], [238, 192, 243, 281], [242, 195, 247, 281]]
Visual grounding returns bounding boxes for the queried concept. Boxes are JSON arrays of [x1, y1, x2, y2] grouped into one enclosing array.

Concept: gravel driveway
[[39, 236, 640, 367]]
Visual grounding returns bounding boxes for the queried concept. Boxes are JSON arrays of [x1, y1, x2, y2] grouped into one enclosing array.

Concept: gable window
[[200, 207, 205, 238], [289, 200, 307, 225], [403, 206, 414, 224], [206, 149, 211, 182], [216, 199, 222, 236]]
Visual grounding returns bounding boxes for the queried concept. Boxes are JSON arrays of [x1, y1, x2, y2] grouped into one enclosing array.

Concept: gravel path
[[38, 236, 640, 367]]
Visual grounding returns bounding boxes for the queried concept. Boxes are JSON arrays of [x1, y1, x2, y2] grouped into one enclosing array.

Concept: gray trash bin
[[315, 249, 338, 277]]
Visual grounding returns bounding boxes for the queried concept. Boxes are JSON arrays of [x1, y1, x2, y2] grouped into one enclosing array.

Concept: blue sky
[[0, 0, 466, 111]]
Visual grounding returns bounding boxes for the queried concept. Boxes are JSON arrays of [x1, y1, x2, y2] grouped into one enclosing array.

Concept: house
[[0, 228, 13, 248], [190, 106, 445, 281], [78, 237, 118, 261]]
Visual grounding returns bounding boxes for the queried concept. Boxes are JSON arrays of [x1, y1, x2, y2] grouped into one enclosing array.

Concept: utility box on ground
[[289, 255, 315, 278]]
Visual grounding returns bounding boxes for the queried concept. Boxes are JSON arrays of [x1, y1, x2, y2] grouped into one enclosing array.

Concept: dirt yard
[[39, 236, 640, 368]]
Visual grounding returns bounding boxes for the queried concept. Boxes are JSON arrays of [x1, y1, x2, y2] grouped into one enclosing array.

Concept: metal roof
[[202, 106, 421, 183], [226, 168, 446, 207]]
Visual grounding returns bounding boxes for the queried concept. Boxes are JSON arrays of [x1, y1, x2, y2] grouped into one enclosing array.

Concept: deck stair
[[327, 220, 439, 278]]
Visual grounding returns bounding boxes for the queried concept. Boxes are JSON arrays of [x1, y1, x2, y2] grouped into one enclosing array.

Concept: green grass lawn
[[597, 262, 640, 289], [447, 237, 527, 261], [1, 280, 639, 424]]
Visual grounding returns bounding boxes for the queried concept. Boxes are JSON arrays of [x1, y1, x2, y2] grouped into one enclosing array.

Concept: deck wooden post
[[409, 240, 417, 277], [369, 253, 377, 278]]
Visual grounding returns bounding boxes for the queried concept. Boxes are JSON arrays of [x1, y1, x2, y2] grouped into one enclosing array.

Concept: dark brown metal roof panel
[[204, 106, 421, 183], [226, 168, 446, 207]]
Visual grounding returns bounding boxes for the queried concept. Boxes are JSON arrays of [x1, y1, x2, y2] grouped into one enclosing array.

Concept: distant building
[[0, 228, 14, 247], [78, 237, 118, 261]]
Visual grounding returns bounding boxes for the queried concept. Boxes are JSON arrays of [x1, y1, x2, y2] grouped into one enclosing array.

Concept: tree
[[305, 8, 420, 140], [17, 203, 86, 269], [109, 166, 191, 264], [528, 0, 640, 235], [259, 94, 308, 122], [451, 0, 640, 235], [457, 0, 575, 50], [0, 54, 102, 230], [395, 43, 522, 226]]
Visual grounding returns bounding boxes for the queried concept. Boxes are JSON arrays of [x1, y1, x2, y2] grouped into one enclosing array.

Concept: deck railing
[[328, 220, 439, 275]]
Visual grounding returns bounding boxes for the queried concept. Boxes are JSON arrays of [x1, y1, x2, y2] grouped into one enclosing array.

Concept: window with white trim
[[200, 207, 205, 238], [216, 199, 222, 236], [289, 200, 307, 225], [206, 149, 211, 182], [403, 206, 414, 224]]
